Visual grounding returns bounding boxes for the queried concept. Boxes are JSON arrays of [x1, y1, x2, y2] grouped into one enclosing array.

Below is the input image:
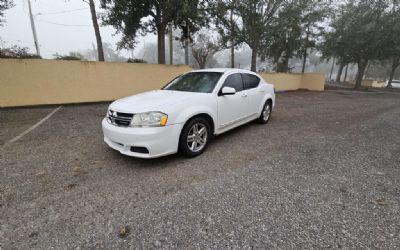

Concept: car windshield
[[163, 72, 222, 93]]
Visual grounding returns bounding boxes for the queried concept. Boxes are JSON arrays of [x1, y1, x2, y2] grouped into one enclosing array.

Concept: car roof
[[191, 68, 256, 74]]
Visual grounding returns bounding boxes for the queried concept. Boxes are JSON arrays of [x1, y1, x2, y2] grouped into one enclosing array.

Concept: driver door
[[217, 73, 248, 131]]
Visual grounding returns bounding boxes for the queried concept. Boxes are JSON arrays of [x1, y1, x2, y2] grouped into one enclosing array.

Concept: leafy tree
[[191, 31, 221, 68], [0, 0, 14, 26], [266, 1, 302, 72], [298, 0, 331, 73], [382, 2, 400, 88], [323, 0, 388, 88], [101, 0, 206, 64], [236, 0, 285, 72], [210, 0, 242, 68], [265, 0, 330, 73]]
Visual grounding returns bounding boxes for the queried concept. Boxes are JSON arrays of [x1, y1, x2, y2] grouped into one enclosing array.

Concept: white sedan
[[102, 68, 275, 158]]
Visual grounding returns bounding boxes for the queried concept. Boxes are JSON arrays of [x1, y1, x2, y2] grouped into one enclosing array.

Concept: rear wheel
[[257, 100, 272, 124], [179, 117, 210, 157]]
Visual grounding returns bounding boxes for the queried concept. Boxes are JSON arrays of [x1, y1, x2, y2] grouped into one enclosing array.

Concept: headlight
[[130, 112, 168, 127]]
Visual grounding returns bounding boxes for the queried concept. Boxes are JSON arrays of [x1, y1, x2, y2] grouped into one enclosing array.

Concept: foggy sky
[[0, 0, 157, 58]]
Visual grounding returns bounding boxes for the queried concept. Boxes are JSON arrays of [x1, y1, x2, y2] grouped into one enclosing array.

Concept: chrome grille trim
[[107, 109, 134, 127]]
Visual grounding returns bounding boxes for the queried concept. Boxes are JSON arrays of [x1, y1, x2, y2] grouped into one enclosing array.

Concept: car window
[[222, 73, 244, 92], [242, 73, 260, 89], [163, 72, 222, 93]]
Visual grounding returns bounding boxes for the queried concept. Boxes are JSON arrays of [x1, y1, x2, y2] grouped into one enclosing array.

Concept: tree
[[191, 31, 221, 68], [323, 1, 388, 88], [101, 0, 206, 64], [210, 0, 242, 68], [0, 0, 14, 26], [236, 0, 284, 72], [299, 0, 330, 73], [266, 1, 302, 72], [87, 0, 105, 61], [382, 2, 400, 88]]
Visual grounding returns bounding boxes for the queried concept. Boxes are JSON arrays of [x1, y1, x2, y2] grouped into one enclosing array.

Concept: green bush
[[0, 46, 41, 59], [127, 58, 147, 63]]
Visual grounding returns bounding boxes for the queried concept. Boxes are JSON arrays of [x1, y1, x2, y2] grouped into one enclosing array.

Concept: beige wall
[[0, 59, 325, 107], [260, 72, 325, 92], [0, 59, 191, 107]]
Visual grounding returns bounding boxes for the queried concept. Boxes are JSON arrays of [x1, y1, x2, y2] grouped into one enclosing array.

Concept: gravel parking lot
[[1, 90, 400, 249]]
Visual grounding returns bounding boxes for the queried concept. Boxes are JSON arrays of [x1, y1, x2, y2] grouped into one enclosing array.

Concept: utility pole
[[27, 0, 40, 56], [168, 22, 173, 65]]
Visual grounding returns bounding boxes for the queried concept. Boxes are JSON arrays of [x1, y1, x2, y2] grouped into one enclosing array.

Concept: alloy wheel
[[187, 123, 208, 153]]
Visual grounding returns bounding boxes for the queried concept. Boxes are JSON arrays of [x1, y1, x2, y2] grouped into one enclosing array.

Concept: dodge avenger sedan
[[102, 68, 275, 158]]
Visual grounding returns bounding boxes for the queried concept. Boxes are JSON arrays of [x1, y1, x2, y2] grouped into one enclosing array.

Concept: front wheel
[[257, 101, 272, 124], [179, 117, 210, 157]]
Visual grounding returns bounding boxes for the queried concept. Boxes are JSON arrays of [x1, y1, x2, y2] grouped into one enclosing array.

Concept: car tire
[[257, 100, 272, 124], [179, 117, 210, 157]]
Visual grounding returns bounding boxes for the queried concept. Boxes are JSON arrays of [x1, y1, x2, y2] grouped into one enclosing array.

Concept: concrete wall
[[260, 72, 325, 92], [0, 59, 325, 107], [0, 59, 191, 107]]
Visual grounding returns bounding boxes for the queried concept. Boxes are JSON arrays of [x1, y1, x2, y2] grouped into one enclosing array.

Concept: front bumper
[[102, 118, 182, 158]]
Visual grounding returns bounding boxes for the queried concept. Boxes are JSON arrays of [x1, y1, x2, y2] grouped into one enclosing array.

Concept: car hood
[[109, 90, 198, 113]]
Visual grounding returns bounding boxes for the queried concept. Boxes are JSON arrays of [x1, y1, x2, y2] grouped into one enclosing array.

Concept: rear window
[[242, 74, 260, 89]]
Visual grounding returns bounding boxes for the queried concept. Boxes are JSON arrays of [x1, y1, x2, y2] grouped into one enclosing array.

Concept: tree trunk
[[301, 26, 310, 73], [344, 64, 349, 82], [387, 57, 399, 88], [336, 62, 345, 82], [231, 45, 235, 68], [89, 0, 104, 61], [230, 9, 235, 68], [301, 47, 307, 73], [157, 25, 166, 64], [251, 48, 257, 72], [355, 60, 368, 89], [199, 58, 206, 69], [277, 53, 289, 73]]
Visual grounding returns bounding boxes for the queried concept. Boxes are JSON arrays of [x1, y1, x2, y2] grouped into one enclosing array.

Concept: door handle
[[241, 94, 248, 98]]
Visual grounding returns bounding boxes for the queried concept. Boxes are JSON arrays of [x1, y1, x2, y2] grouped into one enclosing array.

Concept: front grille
[[107, 109, 133, 127]]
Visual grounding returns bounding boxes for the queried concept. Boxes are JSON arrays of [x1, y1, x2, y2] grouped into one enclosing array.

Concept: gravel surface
[[1, 90, 400, 249]]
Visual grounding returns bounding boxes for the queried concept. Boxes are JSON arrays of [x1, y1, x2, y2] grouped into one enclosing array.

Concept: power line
[[37, 8, 89, 16], [36, 19, 91, 27]]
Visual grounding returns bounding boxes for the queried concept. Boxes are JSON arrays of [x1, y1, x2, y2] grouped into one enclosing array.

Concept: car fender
[[258, 92, 275, 115], [174, 104, 218, 133]]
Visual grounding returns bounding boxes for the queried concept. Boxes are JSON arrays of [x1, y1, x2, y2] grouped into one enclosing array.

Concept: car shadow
[[115, 149, 186, 169], [114, 120, 267, 167]]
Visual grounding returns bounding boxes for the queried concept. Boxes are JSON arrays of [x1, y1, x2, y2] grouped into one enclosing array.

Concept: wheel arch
[[182, 113, 215, 136], [258, 93, 274, 114]]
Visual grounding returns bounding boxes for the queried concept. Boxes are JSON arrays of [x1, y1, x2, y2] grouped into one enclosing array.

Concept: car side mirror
[[221, 87, 236, 96]]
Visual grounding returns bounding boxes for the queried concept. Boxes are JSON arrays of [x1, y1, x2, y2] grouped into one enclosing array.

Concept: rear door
[[241, 73, 263, 116], [217, 73, 248, 130]]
